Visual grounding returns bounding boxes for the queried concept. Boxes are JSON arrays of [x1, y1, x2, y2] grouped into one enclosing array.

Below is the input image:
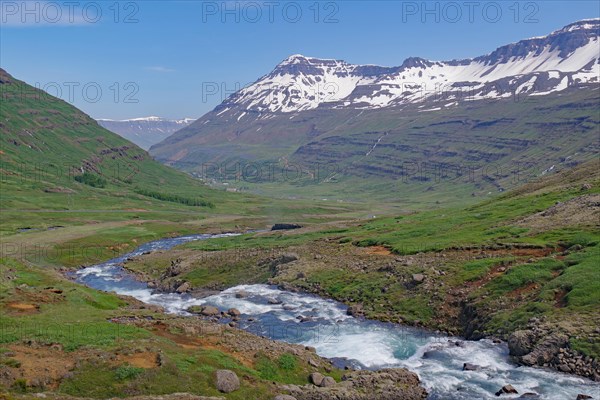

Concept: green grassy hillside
[[0, 68, 246, 216], [0, 68, 361, 268]]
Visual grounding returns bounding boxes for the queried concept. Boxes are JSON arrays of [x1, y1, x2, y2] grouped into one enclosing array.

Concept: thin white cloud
[[145, 66, 176, 73]]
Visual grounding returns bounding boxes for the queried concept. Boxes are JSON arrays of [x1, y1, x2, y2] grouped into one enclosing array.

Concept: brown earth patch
[[4, 287, 65, 315], [6, 303, 38, 314], [508, 282, 539, 299], [150, 322, 202, 349], [7, 344, 76, 389], [147, 322, 255, 369], [554, 289, 569, 308], [362, 246, 392, 256]]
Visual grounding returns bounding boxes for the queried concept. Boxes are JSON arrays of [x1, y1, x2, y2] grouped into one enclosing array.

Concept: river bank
[[119, 237, 600, 385], [72, 234, 599, 399]]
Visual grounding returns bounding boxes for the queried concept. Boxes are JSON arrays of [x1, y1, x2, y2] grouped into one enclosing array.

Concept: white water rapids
[[74, 234, 599, 399]]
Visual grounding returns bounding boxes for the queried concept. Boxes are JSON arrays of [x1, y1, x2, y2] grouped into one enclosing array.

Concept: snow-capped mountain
[[213, 18, 598, 118], [97, 116, 195, 150], [150, 19, 600, 189]]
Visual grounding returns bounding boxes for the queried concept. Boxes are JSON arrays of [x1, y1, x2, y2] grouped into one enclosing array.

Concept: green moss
[[74, 172, 107, 188], [543, 245, 600, 309], [395, 297, 434, 323], [570, 337, 600, 359], [487, 258, 565, 294], [277, 353, 298, 371], [59, 363, 122, 398], [115, 365, 145, 381], [255, 352, 307, 384], [455, 258, 513, 283], [0, 358, 21, 368]]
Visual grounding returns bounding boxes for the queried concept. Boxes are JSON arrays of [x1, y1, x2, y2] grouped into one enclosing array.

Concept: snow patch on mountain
[[215, 19, 599, 117], [97, 117, 197, 150]]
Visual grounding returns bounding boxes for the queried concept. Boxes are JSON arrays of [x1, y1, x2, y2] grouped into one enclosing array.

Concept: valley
[[1, 13, 599, 400]]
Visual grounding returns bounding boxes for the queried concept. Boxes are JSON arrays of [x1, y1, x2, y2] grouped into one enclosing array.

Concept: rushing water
[[74, 234, 600, 400]]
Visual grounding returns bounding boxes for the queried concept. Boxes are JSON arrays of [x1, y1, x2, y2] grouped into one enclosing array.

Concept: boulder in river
[[576, 395, 593, 400], [176, 282, 191, 293], [495, 384, 518, 396], [235, 290, 248, 298], [227, 308, 241, 316], [462, 363, 480, 371], [215, 369, 240, 393], [347, 304, 364, 317], [201, 306, 220, 316]]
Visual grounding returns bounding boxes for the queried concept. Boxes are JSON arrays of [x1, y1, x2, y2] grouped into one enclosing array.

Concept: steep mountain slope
[[150, 19, 600, 203], [0, 68, 255, 234], [97, 116, 195, 150]]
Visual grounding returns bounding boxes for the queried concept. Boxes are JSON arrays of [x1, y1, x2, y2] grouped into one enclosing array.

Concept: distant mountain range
[[149, 19, 600, 203], [97, 116, 195, 150]]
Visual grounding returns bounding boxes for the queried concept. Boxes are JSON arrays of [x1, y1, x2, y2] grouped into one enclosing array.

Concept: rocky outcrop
[[259, 253, 300, 274], [281, 368, 427, 400], [508, 329, 600, 381], [521, 333, 569, 366], [508, 330, 537, 357], [186, 305, 220, 316]]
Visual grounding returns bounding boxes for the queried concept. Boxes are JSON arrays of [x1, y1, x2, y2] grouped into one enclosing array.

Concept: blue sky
[[1, 1, 598, 119]]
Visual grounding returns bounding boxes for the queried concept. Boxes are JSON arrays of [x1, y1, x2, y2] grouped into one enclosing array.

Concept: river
[[73, 233, 599, 400]]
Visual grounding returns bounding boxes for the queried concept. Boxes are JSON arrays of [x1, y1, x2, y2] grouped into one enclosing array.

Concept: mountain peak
[[278, 54, 350, 66], [553, 18, 600, 35], [400, 57, 435, 69], [279, 54, 310, 65]]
